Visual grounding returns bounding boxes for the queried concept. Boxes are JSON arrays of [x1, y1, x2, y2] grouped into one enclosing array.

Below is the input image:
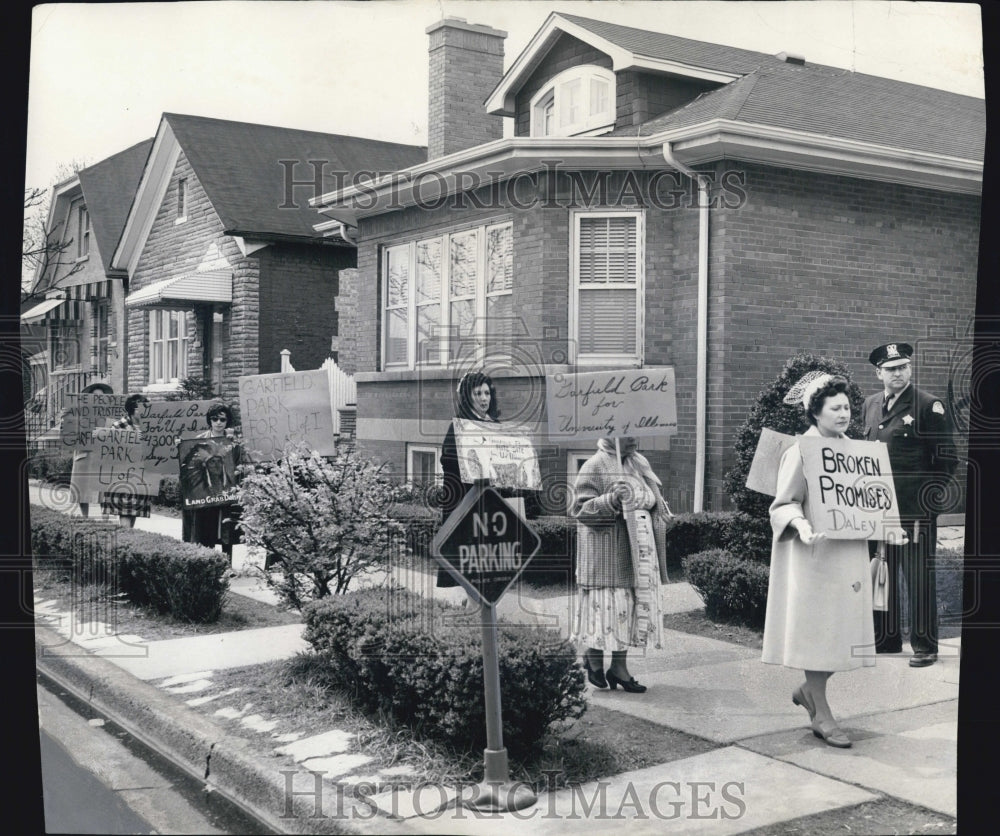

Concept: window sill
[[143, 381, 183, 395], [357, 362, 643, 383]]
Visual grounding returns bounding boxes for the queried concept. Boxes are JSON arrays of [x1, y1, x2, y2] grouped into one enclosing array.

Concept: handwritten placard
[[238, 369, 335, 460], [545, 368, 677, 440], [178, 437, 241, 509], [799, 437, 901, 540], [745, 429, 797, 496], [64, 397, 217, 498], [453, 419, 541, 490]]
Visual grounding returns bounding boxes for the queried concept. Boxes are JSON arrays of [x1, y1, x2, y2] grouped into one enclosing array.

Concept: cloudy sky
[[24, 0, 983, 190]]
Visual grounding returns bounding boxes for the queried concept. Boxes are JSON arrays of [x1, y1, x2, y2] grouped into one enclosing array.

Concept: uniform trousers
[[872, 517, 938, 654]]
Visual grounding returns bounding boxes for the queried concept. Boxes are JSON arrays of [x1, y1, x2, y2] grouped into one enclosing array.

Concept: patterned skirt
[[573, 511, 663, 650], [99, 490, 152, 518]]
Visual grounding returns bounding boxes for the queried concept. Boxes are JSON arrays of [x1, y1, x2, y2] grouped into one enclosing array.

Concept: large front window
[[149, 309, 188, 384], [382, 221, 512, 369], [531, 66, 615, 137], [571, 211, 643, 365]]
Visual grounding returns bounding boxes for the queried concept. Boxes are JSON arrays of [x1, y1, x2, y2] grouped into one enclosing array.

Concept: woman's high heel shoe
[[606, 670, 647, 693], [811, 718, 851, 748], [582, 655, 608, 689], [792, 686, 817, 721]]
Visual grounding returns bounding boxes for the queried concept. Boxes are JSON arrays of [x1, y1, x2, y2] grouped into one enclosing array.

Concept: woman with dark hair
[[180, 401, 242, 563], [99, 394, 151, 528], [571, 436, 671, 694], [762, 372, 904, 748], [436, 371, 500, 588]]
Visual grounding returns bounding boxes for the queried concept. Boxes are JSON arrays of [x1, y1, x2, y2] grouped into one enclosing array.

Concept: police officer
[[863, 342, 956, 667]]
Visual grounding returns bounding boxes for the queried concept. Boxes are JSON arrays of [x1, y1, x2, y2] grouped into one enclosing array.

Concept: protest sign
[[798, 436, 901, 539], [453, 419, 541, 490], [745, 429, 797, 496], [238, 369, 335, 459], [64, 397, 217, 499], [178, 437, 241, 508], [545, 368, 677, 440]]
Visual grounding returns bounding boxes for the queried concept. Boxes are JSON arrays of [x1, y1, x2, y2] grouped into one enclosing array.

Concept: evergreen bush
[[30, 506, 228, 621], [682, 548, 770, 628], [302, 587, 587, 758]]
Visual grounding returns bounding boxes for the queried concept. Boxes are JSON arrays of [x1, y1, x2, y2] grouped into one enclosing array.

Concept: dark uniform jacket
[[862, 385, 956, 519]]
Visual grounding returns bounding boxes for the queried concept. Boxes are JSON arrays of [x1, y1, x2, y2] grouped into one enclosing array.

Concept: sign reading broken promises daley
[[238, 369, 336, 460], [545, 368, 678, 440], [798, 436, 901, 539]]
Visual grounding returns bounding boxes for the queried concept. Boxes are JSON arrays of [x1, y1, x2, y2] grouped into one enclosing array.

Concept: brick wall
[[346, 161, 980, 514], [256, 243, 351, 375], [427, 19, 505, 160], [334, 267, 359, 374]]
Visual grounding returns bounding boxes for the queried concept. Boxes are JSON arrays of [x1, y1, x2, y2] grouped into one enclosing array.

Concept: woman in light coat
[[572, 436, 671, 693], [763, 372, 905, 748]]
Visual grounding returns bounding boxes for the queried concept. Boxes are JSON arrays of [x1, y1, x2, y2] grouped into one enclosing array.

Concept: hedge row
[[302, 587, 587, 758], [31, 506, 229, 622]]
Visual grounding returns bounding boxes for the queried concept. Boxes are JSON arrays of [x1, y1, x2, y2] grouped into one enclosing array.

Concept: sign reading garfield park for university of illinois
[[545, 368, 678, 440], [238, 369, 336, 460], [749, 432, 902, 540]]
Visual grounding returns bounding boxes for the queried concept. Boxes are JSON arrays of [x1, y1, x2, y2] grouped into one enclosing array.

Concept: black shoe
[[606, 670, 647, 693], [582, 656, 608, 689], [909, 652, 938, 668], [875, 644, 903, 654]]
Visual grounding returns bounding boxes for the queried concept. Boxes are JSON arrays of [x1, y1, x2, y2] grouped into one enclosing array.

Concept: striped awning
[[20, 279, 116, 324], [125, 270, 232, 308]]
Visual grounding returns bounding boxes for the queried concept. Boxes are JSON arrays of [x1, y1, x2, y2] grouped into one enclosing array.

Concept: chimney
[[427, 17, 506, 160], [776, 51, 806, 65]]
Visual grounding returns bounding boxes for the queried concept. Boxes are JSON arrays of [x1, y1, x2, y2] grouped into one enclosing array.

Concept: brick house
[[21, 139, 153, 442], [312, 14, 984, 513], [110, 113, 425, 405]]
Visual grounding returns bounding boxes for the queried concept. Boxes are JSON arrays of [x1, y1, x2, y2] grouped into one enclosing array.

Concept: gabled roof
[[485, 12, 983, 165], [113, 113, 426, 275], [613, 62, 985, 162], [164, 113, 426, 238], [77, 139, 154, 274]]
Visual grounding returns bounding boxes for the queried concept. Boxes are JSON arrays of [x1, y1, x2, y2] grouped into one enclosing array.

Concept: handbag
[[870, 542, 889, 611]]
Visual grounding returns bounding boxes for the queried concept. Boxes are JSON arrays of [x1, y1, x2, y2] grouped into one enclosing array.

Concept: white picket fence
[[280, 350, 356, 436]]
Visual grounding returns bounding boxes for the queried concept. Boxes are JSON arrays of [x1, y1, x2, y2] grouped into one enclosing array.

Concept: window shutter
[[577, 215, 639, 356]]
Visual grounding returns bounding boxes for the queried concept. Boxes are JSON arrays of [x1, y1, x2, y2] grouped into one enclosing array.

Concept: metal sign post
[[431, 481, 541, 813]]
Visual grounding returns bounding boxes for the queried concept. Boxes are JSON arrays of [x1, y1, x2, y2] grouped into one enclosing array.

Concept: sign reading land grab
[[545, 368, 678, 440]]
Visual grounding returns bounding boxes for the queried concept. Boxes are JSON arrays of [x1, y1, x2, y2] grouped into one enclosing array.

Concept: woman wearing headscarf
[[99, 393, 151, 528], [180, 401, 242, 562], [572, 436, 671, 693], [762, 372, 906, 748], [436, 371, 500, 588]]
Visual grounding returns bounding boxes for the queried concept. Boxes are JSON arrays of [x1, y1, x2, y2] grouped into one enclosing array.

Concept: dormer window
[[530, 66, 615, 137]]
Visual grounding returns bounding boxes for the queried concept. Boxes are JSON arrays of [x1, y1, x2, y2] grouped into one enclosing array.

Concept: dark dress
[[181, 431, 243, 556]]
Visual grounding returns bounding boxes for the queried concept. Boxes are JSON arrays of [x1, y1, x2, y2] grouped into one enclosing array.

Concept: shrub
[[723, 353, 866, 521], [302, 587, 587, 758], [164, 375, 221, 401], [151, 475, 181, 509], [682, 549, 770, 629], [27, 453, 74, 483], [523, 515, 577, 583], [239, 443, 406, 608], [30, 506, 228, 621]]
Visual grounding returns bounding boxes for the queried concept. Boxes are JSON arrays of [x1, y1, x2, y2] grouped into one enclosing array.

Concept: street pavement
[[30, 483, 961, 833]]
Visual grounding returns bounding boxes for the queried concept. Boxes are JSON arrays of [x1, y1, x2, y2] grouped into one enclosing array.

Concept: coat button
[[879, 424, 884, 429]]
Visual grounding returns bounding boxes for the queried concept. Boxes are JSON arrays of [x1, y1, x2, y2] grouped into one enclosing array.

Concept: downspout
[[662, 142, 710, 513]]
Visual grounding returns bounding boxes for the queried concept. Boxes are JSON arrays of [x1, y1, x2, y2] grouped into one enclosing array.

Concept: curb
[[34, 622, 419, 835]]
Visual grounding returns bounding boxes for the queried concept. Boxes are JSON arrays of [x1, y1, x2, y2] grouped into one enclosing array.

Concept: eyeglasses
[[209, 416, 228, 422]]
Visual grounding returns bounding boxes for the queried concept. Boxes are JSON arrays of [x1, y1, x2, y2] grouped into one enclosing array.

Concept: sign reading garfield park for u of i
[[747, 430, 902, 540], [545, 368, 678, 440], [238, 369, 336, 460]]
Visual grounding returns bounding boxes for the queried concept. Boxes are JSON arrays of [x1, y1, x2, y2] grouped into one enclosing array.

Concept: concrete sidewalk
[[30, 483, 960, 833]]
